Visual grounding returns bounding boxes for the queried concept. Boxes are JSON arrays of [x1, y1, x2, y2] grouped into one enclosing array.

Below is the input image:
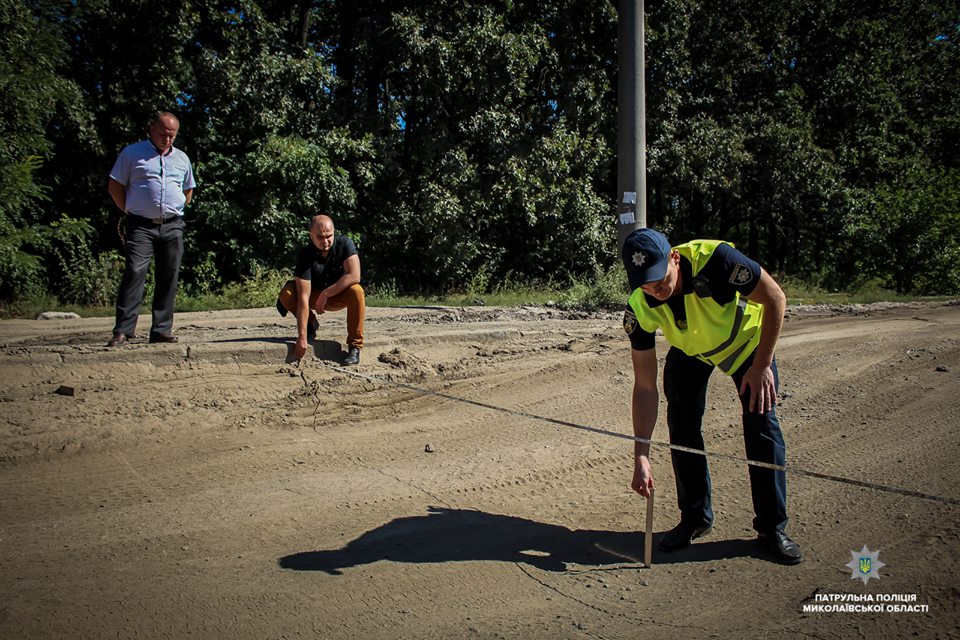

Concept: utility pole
[[616, 0, 645, 249]]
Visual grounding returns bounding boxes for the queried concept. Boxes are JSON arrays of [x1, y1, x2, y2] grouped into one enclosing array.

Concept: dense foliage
[[1, 0, 957, 307]]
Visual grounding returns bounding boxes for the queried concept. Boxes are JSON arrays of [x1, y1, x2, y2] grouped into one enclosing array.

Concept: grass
[[1, 269, 955, 320], [778, 277, 956, 305], [369, 283, 568, 309]]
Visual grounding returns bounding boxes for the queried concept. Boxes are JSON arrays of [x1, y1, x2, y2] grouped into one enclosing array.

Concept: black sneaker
[[343, 347, 360, 366], [276, 299, 288, 317], [659, 521, 712, 552], [307, 320, 318, 341], [758, 530, 802, 565]]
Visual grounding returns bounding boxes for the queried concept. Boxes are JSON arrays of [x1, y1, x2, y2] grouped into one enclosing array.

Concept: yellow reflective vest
[[627, 240, 763, 375]]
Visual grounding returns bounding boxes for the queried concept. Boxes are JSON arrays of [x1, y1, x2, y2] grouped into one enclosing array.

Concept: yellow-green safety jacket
[[627, 240, 763, 375]]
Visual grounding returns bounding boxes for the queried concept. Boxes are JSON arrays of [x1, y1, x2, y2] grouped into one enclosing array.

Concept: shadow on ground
[[278, 507, 766, 574], [209, 337, 346, 363]]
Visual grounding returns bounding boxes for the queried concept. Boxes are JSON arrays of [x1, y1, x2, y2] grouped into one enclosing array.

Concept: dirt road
[[1, 302, 958, 639]]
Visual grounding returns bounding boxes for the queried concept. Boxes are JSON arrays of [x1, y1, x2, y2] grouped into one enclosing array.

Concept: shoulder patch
[[623, 310, 638, 335], [729, 263, 753, 286]]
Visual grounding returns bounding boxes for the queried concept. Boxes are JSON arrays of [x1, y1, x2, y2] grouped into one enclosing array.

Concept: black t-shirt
[[624, 242, 762, 351], [294, 235, 358, 290]]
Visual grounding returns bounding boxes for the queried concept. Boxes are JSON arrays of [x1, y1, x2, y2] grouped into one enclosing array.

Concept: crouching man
[[277, 214, 364, 364]]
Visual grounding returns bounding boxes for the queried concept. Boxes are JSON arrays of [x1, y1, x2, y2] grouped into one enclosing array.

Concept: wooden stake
[[644, 488, 654, 567]]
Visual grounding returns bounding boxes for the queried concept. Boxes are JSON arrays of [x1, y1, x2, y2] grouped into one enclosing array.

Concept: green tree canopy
[[1, 0, 956, 308]]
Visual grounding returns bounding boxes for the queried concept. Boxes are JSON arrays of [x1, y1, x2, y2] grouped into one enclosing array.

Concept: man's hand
[[294, 336, 309, 360], [315, 290, 329, 314], [739, 364, 777, 413], [740, 269, 785, 414], [631, 454, 655, 497]]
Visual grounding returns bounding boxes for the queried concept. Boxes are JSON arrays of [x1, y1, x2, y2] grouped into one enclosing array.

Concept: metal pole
[[617, 0, 646, 249]]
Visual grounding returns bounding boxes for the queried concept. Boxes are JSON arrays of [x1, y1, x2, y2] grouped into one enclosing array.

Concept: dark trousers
[[663, 346, 788, 534], [112, 215, 184, 338]]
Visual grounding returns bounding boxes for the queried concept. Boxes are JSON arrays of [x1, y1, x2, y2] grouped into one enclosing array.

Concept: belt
[[130, 213, 180, 224]]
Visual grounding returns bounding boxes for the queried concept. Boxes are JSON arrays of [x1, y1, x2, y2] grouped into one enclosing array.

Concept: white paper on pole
[[619, 212, 636, 224], [623, 191, 637, 204]]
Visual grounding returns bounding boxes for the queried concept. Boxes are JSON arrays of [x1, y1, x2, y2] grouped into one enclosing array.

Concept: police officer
[[622, 228, 801, 564]]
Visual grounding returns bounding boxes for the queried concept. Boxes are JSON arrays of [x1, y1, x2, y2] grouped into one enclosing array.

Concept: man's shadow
[[210, 337, 345, 363], [278, 507, 764, 575], [208, 337, 345, 363], [213, 336, 291, 345], [305, 339, 345, 363]]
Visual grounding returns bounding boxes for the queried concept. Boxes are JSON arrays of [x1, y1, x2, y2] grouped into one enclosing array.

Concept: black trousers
[[663, 346, 789, 534], [112, 215, 185, 338]]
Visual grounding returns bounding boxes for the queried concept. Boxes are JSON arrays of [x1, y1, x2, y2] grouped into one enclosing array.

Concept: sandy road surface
[[1, 302, 958, 639]]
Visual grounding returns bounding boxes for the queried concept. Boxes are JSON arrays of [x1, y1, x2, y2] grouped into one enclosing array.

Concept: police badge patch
[[623, 310, 638, 335], [729, 263, 753, 286]]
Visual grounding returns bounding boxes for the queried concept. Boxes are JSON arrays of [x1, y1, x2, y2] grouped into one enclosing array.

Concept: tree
[[847, 168, 960, 294], [0, 0, 93, 303], [319, 0, 618, 291], [3, 0, 957, 308]]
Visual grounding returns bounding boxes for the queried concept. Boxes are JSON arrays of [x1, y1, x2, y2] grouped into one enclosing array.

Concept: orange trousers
[[278, 280, 365, 349]]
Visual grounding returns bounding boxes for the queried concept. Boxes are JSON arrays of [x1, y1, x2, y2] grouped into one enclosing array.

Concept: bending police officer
[[622, 228, 801, 564]]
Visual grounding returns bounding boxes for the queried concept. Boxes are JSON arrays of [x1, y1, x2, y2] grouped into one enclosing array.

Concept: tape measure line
[[315, 362, 960, 508]]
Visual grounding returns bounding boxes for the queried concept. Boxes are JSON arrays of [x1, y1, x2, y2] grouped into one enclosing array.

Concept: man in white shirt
[[106, 111, 195, 346]]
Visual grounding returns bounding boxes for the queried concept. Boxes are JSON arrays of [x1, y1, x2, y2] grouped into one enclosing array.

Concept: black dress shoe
[[107, 333, 128, 347], [659, 521, 713, 552], [149, 332, 179, 344], [343, 347, 360, 366], [758, 530, 802, 564]]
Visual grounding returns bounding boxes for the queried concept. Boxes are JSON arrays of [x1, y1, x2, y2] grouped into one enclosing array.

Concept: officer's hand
[[631, 455, 655, 498], [294, 336, 308, 360], [740, 364, 777, 414]]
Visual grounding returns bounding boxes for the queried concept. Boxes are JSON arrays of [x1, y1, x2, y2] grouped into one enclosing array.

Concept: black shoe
[[343, 347, 360, 366], [758, 530, 802, 565], [276, 299, 288, 317], [306, 321, 318, 341], [659, 521, 712, 552], [149, 332, 179, 344], [107, 333, 128, 347]]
